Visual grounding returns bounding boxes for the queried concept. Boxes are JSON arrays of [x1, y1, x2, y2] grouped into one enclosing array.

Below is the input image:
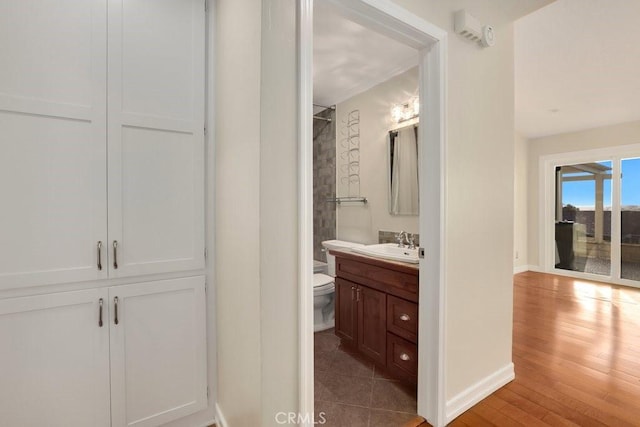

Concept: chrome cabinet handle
[[351, 286, 356, 301], [98, 298, 104, 327], [114, 296, 119, 325], [400, 314, 410, 322], [113, 240, 118, 269], [97, 241, 103, 271], [356, 288, 361, 302], [400, 353, 410, 361]]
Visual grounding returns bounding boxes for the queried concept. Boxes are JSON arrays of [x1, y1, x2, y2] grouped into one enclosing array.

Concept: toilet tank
[[321, 240, 365, 276], [313, 260, 328, 274]]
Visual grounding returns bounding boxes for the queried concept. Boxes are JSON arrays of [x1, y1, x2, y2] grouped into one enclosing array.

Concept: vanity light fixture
[[391, 96, 419, 123]]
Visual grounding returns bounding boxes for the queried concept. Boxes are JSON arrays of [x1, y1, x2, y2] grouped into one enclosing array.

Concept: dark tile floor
[[314, 328, 417, 426]]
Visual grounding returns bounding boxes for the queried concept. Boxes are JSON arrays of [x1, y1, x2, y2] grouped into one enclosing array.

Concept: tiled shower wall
[[313, 108, 336, 261]]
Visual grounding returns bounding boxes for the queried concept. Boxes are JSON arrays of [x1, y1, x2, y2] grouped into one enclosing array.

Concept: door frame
[[539, 143, 640, 288], [298, 1, 448, 425]]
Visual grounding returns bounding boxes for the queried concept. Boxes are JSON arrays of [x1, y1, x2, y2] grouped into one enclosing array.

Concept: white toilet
[[313, 240, 364, 332]]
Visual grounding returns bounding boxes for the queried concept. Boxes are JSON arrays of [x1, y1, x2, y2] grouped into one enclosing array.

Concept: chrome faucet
[[396, 231, 417, 249], [407, 233, 417, 250]]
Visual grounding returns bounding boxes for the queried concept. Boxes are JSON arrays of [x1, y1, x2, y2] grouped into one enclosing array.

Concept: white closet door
[[107, 0, 205, 278], [0, 0, 108, 289], [0, 289, 111, 427], [109, 276, 207, 427]]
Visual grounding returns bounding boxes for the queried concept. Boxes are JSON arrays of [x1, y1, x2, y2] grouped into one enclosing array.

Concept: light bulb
[[391, 98, 420, 123], [391, 105, 403, 123]]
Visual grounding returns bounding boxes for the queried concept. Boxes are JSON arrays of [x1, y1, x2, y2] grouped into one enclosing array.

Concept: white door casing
[[107, 0, 206, 278], [0, 0, 108, 289], [298, 1, 448, 425]]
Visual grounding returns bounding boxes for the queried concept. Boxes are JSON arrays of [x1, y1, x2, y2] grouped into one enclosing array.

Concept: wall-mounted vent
[[454, 9, 482, 43], [454, 10, 495, 47]]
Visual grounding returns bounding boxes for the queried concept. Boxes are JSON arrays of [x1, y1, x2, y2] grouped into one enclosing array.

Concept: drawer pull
[[113, 240, 119, 269], [400, 353, 410, 361], [400, 313, 411, 322], [97, 241, 103, 271], [98, 298, 103, 327]]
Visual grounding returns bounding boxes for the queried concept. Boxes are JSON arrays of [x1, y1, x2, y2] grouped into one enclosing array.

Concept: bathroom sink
[[351, 243, 419, 264]]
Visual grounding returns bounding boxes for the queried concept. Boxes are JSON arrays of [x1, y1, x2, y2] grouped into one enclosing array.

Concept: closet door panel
[[0, 0, 96, 106], [119, 0, 197, 120], [0, 289, 111, 427], [108, 0, 205, 278], [120, 127, 197, 266], [109, 276, 207, 427], [0, 0, 107, 289]]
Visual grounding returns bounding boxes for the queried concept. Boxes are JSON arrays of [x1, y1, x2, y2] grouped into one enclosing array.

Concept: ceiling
[[313, 1, 417, 109], [515, 0, 640, 139], [312, 0, 630, 139]]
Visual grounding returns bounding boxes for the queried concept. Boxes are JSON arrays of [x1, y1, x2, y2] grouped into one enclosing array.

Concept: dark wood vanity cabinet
[[333, 250, 419, 383], [335, 278, 357, 346], [335, 278, 387, 365]]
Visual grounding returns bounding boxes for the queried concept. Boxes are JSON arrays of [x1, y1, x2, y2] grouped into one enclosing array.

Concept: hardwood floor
[[450, 271, 640, 426], [217, 272, 640, 426]]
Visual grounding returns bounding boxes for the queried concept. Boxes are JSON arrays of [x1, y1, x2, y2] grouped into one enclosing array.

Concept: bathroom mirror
[[388, 125, 419, 215]]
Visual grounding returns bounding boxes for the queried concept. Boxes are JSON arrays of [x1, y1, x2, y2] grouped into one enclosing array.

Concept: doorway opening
[[541, 144, 640, 287], [554, 161, 613, 276], [298, 1, 447, 426]]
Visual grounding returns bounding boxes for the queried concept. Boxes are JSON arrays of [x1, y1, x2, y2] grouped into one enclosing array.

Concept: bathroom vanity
[[331, 249, 419, 383]]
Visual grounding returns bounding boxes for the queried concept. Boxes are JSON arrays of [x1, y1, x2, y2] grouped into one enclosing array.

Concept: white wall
[[527, 119, 640, 268], [215, 0, 262, 424], [215, 0, 553, 424], [442, 18, 515, 401], [514, 132, 529, 271], [259, 0, 299, 423], [391, 0, 553, 404], [215, 0, 300, 425], [336, 67, 419, 244]]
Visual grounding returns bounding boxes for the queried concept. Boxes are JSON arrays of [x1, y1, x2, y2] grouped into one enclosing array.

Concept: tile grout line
[[366, 381, 373, 427], [315, 330, 418, 425], [368, 365, 375, 427], [370, 365, 375, 427], [315, 399, 372, 410]]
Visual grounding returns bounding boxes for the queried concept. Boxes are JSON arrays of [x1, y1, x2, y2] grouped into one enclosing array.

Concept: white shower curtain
[[390, 126, 419, 215]]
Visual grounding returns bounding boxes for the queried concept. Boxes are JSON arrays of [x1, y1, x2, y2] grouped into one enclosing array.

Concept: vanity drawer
[[387, 333, 418, 381], [387, 296, 418, 343], [336, 258, 418, 302]]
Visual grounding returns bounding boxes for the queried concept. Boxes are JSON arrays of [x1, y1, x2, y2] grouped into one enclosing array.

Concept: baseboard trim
[[215, 403, 229, 427], [445, 363, 515, 424], [527, 264, 542, 273], [513, 265, 530, 274]]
